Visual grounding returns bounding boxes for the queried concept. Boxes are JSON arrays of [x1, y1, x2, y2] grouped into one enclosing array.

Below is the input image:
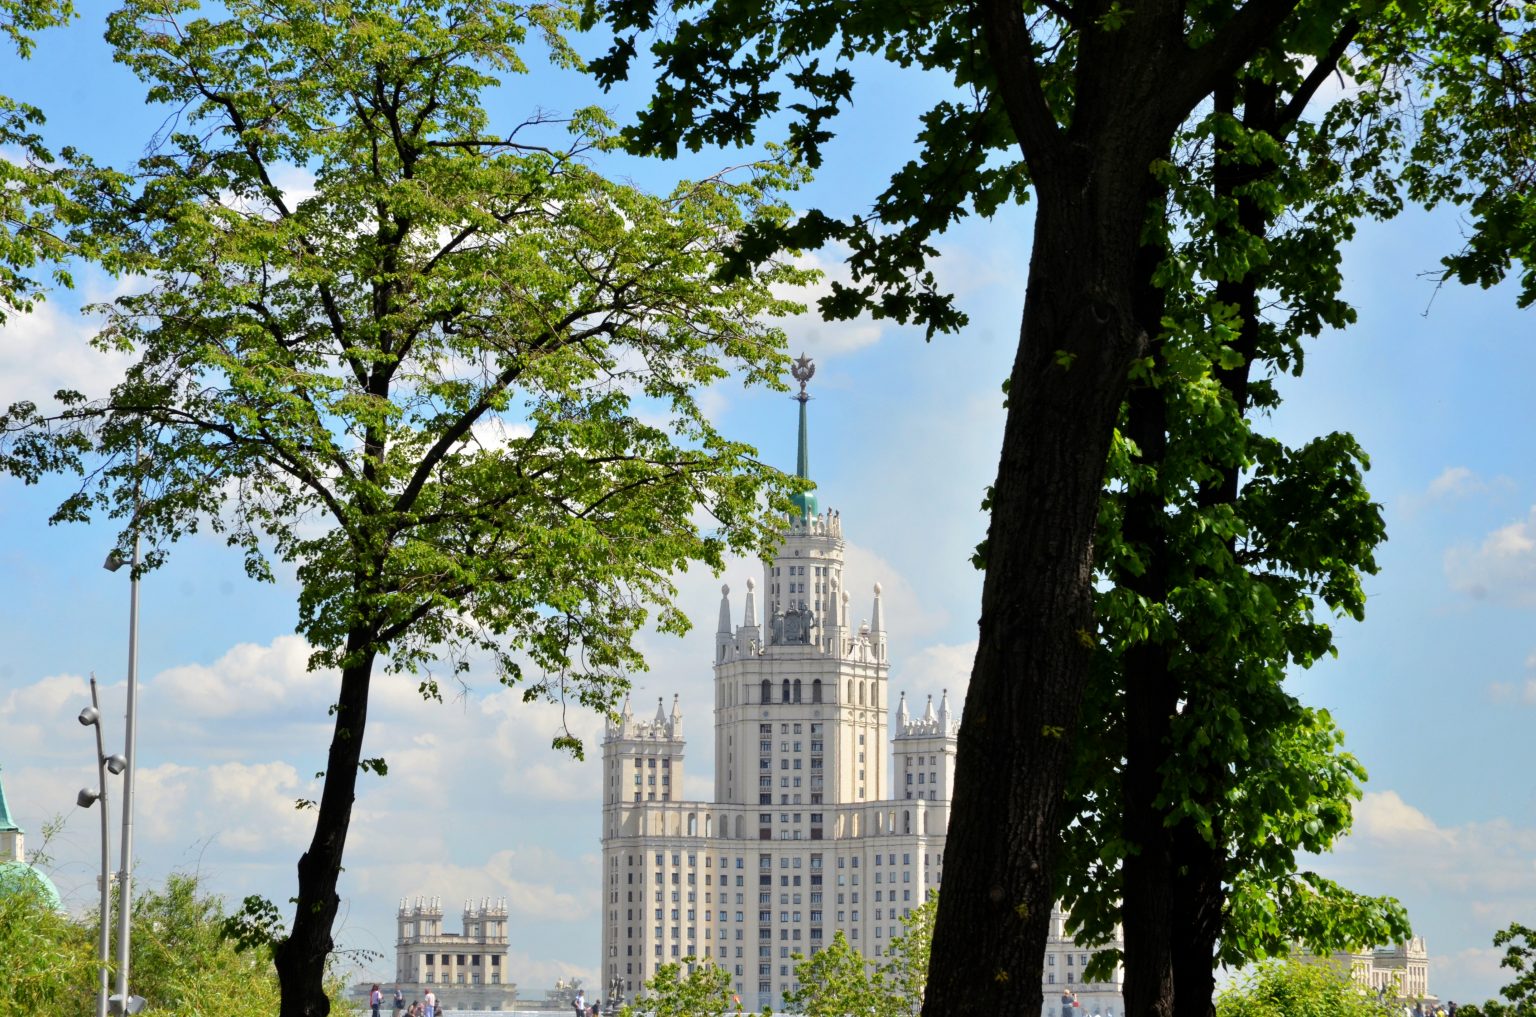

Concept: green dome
[[0, 860, 64, 912]]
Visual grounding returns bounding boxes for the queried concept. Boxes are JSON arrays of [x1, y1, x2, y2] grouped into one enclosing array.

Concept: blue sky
[[2, 2, 1535, 1006]]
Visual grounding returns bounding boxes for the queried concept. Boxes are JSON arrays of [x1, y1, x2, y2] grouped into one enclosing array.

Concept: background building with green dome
[[0, 764, 65, 911]]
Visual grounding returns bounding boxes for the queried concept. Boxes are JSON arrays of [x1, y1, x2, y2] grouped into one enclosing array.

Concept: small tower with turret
[[893, 689, 958, 802], [603, 693, 686, 809]]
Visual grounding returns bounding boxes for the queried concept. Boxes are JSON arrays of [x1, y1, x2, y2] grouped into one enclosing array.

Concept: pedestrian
[[371, 984, 383, 1017], [591, 1000, 601, 1017], [573, 988, 585, 1017], [424, 987, 437, 1017], [394, 987, 405, 1017]]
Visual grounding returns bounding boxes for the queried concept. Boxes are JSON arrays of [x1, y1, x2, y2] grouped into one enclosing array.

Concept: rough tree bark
[[274, 634, 378, 1017]]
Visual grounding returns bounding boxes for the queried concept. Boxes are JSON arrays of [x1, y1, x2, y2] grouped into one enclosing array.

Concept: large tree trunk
[[1170, 813, 1225, 1017], [924, 164, 1153, 1016], [275, 631, 378, 1017], [923, 1, 1310, 1009], [1119, 244, 1178, 1017]]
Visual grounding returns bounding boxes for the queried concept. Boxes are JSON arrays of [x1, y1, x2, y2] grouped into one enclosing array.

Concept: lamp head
[[78, 705, 100, 726], [77, 788, 101, 809], [103, 549, 127, 572], [106, 754, 127, 775]]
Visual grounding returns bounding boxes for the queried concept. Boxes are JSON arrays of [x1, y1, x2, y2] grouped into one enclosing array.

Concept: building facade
[[1318, 938, 1433, 1002], [394, 896, 518, 1011], [599, 364, 1124, 1014]]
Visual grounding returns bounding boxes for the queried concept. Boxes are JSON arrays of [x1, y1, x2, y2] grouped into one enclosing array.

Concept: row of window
[[621, 851, 942, 871]]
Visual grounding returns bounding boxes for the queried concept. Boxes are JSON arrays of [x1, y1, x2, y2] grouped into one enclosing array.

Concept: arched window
[[793, 679, 802, 703], [903, 810, 911, 834], [847, 679, 854, 703], [782, 678, 791, 703], [812, 679, 823, 704], [761, 679, 771, 705], [859, 682, 866, 706], [871, 685, 878, 708], [688, 813, 698, 836]]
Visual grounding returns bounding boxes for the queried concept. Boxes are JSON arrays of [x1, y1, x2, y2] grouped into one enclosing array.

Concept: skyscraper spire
[[790, 353, 818, 524]]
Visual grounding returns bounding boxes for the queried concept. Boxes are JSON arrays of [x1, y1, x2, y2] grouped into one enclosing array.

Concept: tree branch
[[978, 0, 1066, 171]]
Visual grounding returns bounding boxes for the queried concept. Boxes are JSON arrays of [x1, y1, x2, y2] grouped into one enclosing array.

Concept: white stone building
[[394, 896, 518, 1010], [1317, 937, 1432, 1002], [599, 363, 1125, 1014]]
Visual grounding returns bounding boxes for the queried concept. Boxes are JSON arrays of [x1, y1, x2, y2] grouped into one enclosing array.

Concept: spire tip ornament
[[791, 353, 815, 403]]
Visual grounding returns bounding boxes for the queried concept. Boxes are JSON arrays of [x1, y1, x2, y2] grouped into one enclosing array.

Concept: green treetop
[[0, 0, 812, 1014]]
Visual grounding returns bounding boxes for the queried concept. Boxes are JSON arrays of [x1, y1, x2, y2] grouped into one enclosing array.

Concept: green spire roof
[[790, 353, 818, 522], [0, 765, 20, 834]]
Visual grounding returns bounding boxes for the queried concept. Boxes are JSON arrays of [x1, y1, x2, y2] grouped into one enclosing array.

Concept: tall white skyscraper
[[599, 360, 1122, 1014]]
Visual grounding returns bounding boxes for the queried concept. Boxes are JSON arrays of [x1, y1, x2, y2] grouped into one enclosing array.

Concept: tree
[[582, 1, 1536, 1012], [0, 0, 76, 321], [1215, 958, 1400, 1017], [784, 897, 936, 1017], [0, 876, 97, 1015], [0, 871, 299, 1017], [582, 0, 1379, 1011], [0, 0, 811, 1013], [626, 957, 747, 1017], [1458, 923, 1536, 1017], [1055, 28, 1423, 1017], [128, 874, 296, 1017]]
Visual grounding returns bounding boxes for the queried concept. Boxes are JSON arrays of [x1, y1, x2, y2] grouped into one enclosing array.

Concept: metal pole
[[90, 677, 113, 1017], [114, 495, 141, 1008]]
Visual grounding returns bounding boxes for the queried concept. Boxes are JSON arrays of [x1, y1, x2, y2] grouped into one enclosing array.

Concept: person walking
[[370, 985, 383, 1017], [424, 987, 436, 1017], [393, 987, 405, 1017]]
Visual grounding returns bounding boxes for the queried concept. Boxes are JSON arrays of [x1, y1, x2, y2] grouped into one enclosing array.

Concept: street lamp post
[[78, 678, 126, 1017], [103, 471, 144, 1017]]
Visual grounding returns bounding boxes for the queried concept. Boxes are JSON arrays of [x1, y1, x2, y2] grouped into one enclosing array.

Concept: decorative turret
[[893, 687, 959, 802], [870, 582, 886, 662], [670, 693, 682, 738], [716, 584, 734, 664]]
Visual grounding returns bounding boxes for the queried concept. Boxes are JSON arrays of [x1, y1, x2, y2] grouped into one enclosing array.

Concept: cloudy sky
[[3, 4, 1535, 1007]]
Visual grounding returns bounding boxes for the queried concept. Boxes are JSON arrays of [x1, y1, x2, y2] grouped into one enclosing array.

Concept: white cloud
[[1351, 790, 1453, 845], [775, 245, 886, 359], [842, 540, 946, 642], [0, 300, 128, 411], [1329, 789, 1536, 902], [0, 671, 92, 755], [1445, 506, 1536, 604], [890, 640, 974, 722], [1312, 790, 1536, 1003], [1428, 467, 1482, 500], [1435, 946, 1512, 1003], [467, 417, 535, 453], [150, 635, 331, 720]]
